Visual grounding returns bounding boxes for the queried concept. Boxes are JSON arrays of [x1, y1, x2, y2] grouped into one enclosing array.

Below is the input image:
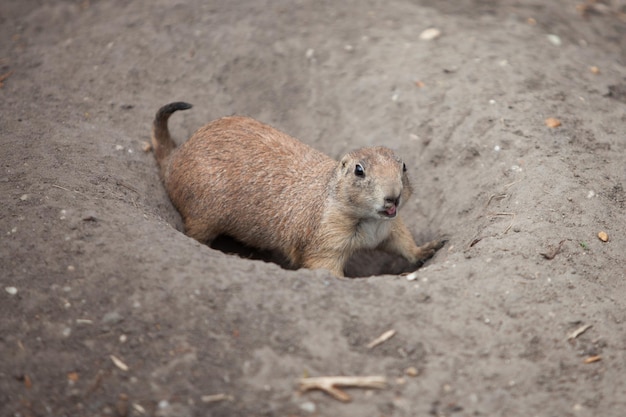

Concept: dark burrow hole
[[209, 234, 429, 278]]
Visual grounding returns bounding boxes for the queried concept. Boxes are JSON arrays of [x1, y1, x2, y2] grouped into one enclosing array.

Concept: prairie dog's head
[[334, 146, 413, 220]]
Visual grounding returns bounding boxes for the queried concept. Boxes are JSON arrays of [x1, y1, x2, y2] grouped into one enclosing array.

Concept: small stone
[[405, 366, 419, 377], [299, 402, 316, 413], [82, 211, 97, 222], [20, 194, 29, 201], [547, 34, 562, 46], [102, 311, 124, 325], [545, 117, 561, 128], [5, 287, 18, 295], [115, 145, 124, 151], [597, 231, 609, 242], [419, 28, 441, 40]]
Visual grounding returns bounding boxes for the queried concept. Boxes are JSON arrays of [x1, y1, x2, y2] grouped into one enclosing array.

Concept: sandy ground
[[1, 1, 626, 416]]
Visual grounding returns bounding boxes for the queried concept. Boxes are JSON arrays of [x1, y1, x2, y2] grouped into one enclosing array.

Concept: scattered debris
[[404, 366, 419, 377], [67, 372, 80, 382], [299, 375, 387, 402], [201, 393, 234, 403], [419, 28, 441, 41], [490, 212, 516, 234], [468, 236, 483, 248], [567, 324, 592, 340], [540, 239, 567, 260], [133, 403, 146, 415], [545, 117, 562, 128], [597, 231, 609, 242], [366, 329, 396, 349], [584, 355, 602, 364], [24, 374, 32, 389], [116, 179, 139, 194], [110, 355, 129, 371], [579, 241, 589, 250]]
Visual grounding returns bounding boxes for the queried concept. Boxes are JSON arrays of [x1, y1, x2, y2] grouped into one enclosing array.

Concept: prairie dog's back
[[163, 116, 336, 252]]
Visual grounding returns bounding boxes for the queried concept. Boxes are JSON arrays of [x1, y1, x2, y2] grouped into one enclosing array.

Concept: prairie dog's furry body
[[152, 102, 443, 276]]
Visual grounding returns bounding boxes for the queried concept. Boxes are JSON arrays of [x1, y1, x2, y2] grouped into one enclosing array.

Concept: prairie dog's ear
[[339, 155, 351, 173]]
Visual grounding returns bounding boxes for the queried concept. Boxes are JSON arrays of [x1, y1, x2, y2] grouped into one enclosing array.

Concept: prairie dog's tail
[[151, 102, 193, 166]]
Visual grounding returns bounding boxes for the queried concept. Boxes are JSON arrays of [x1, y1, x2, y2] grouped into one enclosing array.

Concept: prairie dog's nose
[[384, 196, 400, 207]]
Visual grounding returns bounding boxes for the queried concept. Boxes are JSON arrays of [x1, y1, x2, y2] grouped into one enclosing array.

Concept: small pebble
[[20, 194, 29, 201], [545, 117, 561, 128], [419, 28, 441, 40], [406, 271, 419, 281], [82, 211, 97, 221], [115, 144, 124, 151], [102, 311, 124, 325], [5, 286, 18, 295], [299, 402, 316, 413], [597, 231, 609, 242], [547, 34, 562, 46], [405, 366, 419, 377]]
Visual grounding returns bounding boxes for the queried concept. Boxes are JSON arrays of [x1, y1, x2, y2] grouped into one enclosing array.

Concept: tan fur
[[151, 102, 444, 276]]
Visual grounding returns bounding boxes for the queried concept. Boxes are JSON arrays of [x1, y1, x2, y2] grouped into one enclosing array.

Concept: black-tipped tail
[[151, 102, 193, 165]]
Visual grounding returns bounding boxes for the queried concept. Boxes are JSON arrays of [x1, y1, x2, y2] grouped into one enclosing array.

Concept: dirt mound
[[1, 1, 625, 416]]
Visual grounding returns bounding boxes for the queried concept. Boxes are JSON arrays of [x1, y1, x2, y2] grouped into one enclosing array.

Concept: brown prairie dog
[[151, 102, 444, 276]]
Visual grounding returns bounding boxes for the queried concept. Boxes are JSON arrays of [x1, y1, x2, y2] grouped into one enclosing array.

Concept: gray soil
[[1, 1, 626, 416]]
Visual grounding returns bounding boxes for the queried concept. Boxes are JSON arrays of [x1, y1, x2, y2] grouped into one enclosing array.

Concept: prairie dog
[[151, 102, 444, 276]]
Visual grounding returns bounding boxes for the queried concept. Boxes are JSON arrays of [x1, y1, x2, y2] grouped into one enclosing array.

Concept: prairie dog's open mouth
[[379, 205, 397, 218]]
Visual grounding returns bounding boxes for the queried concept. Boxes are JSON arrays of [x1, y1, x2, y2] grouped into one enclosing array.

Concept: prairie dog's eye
[[402, 162, 407, 172], [354, 163, 365, 177]]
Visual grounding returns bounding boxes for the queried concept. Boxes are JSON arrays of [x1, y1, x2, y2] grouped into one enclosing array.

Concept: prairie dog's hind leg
[[184, 217, 219, 244]]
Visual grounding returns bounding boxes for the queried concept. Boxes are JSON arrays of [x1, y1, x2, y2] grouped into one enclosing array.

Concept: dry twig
[[366, 329, 396, 349], [567, 324, 592, 340], [299, 376, 387, 402]]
